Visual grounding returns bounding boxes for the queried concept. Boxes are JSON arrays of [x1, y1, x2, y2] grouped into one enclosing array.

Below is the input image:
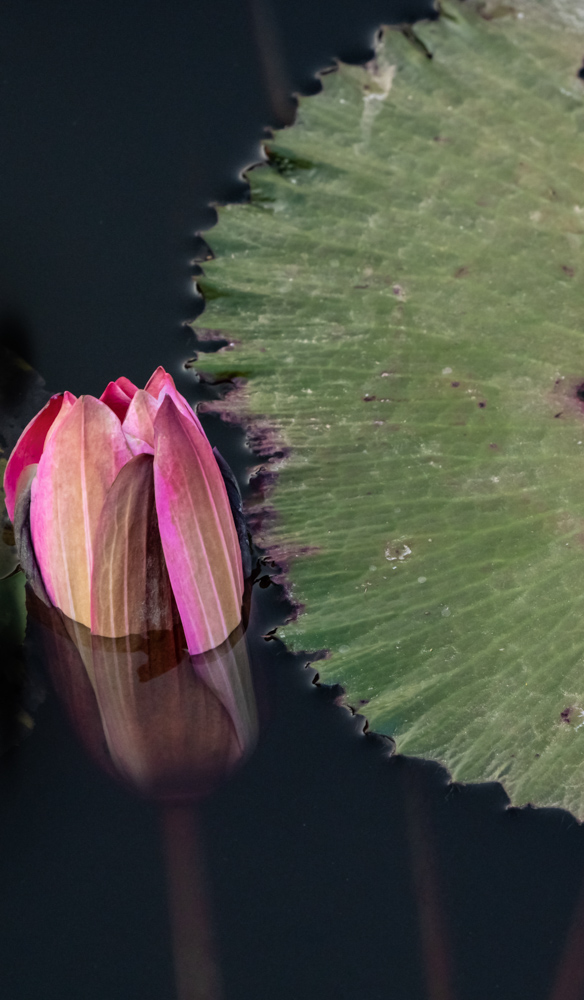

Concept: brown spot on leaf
[[562, 265, 575, 277], [451, 381, 460, 387], [560, 707, 574, 724], [478, 401, 487, 408], [192, 326, 231, 342], [478, 2, 516, 20], [454, 265, 470, 278]]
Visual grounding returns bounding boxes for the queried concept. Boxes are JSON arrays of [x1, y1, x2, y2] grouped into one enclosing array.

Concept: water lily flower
[[4, 367, 245, 655]]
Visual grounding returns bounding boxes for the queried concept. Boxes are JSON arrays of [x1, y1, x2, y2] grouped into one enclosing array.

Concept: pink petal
[[115, 376, 139, 398], [100, 381, 132, 421], [44, 390, 77, 447], [144, 366, 168, 399], [30, 395, 132, 627], [4, 392, 76, 521], [153, 395, 243, 655], [90, 452, 175, 637], [121, 389, 158, 456], [100, 377, 139, 421], [145, 366, 205, 435]]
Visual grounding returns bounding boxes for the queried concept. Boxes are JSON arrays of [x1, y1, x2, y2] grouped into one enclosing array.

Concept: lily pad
[[196, 0, 584, 817]]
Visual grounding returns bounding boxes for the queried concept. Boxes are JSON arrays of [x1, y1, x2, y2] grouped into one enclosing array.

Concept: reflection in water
[[402, 765, 456, 1000], [29, 590, 258, 1000], [162, 805, 225, 1000], [549, 865, 584, 1000], [29, 595, 257, 802]]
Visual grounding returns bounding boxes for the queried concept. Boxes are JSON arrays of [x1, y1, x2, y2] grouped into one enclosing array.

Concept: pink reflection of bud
[[29, 591, 257, 803], [29, 592, 255, 1000], [4, 368, 244, 656]]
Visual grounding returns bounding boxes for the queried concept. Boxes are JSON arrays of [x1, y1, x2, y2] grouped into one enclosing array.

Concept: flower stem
[[160, 804, 223, 1000]]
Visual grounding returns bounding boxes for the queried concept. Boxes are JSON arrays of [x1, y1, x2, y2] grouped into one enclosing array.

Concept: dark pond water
[[2, 1, 584, 998]]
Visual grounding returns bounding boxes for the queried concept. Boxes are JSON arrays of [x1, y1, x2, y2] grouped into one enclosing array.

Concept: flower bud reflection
[[30, 590, 258, 802]]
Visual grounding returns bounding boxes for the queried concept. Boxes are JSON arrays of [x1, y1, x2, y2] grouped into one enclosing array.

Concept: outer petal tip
[[121, 389, 158, 456], [4, 393, 66, 522], [144, 366, 169, 399]]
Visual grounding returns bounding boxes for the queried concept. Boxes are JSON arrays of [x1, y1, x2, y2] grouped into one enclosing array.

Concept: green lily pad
[[196, 0, 584, 817]]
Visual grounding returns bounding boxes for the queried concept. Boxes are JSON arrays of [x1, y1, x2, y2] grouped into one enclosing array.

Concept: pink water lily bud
[[4, 367, 246, 655]]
